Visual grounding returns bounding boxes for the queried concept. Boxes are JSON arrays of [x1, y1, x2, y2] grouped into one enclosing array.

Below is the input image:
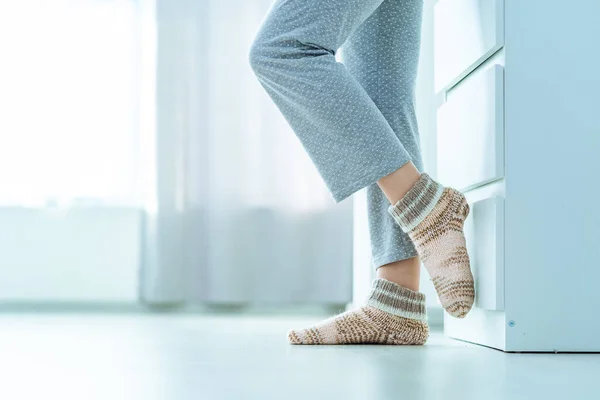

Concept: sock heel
[[458, 197, 470, 221], [449, 188, 470, 222]]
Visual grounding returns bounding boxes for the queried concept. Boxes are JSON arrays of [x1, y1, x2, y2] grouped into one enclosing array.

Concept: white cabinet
[[437, 65, 504, 191], [463, 197, 504, 311], [434, 0, 504, 92], [435, 0, 600, 352]]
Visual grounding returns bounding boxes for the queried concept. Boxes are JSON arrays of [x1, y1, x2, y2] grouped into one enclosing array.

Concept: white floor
[[0, 313, 598, 400]]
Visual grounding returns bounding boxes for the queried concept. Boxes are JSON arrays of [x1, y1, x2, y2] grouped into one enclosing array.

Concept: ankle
[[376, 257, 420, 292], [377, 161, 421, 204], [365, 278, 427, 323]]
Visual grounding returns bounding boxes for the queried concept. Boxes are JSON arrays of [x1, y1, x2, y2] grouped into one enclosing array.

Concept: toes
[[446, 300, 474, 318], [287, 328, 323, 344], [287, 330, 303, 344]]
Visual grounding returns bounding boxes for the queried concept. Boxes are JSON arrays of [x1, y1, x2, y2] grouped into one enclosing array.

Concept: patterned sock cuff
[[365, 278, 427, 322], [388, 172, 444, 232]]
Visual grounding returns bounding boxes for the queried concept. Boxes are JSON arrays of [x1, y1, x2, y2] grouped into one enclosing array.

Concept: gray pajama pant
[[249, 0, 424, 268]]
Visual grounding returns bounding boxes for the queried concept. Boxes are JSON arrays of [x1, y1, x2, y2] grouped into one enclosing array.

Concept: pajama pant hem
[[372, 249, 419, 270], [332, 159, 412, 203], [249, 0, 424, 272]]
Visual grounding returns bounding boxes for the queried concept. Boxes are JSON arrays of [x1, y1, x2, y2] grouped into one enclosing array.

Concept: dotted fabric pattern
[[249, 0, 424, 267]]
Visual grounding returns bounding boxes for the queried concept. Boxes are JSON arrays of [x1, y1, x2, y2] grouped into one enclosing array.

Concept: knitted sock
[[388, 173, 475, 318], [288, 278, 428, 345]]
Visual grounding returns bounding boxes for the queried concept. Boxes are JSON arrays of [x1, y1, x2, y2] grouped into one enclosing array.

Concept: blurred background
[[0, 0, 439, 317]]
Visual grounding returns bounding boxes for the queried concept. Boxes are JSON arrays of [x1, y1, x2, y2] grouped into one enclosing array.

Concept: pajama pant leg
[[249, 0, 424, 267], [341, 0, 424, 268], [249, 0, 414, 203]]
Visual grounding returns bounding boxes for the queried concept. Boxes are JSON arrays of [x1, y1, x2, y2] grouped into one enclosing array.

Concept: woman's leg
[[337, 0, 475, 320], [250, 0, 473, 344], [249, 0, 413, 203], [250, 0, 428, 345], [341, 0, 424, 287]]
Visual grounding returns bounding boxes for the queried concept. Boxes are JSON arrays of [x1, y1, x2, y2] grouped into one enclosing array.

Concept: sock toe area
[[287, 328, 323, 345], [286, 279, 430, 345], [446, 299, 474, 318], [287, 330, 303, 344]]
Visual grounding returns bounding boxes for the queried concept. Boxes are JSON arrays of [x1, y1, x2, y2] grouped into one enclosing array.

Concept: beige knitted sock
[[388, 172, 475, 318], [288, 278, 428, 345]]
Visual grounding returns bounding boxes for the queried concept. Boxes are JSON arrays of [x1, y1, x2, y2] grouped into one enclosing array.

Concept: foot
[[388, 173, 475, 318], [288, 278, 428, 345]]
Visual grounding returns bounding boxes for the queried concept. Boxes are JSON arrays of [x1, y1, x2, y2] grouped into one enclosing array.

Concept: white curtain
[[139, 0, 353, 305], [0, 0, 153, 301], [0, 0, 352, 305], [0, 0, 144, 207]]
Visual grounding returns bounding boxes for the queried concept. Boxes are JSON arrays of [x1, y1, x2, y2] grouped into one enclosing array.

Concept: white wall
[[0, 208, 139, 302]]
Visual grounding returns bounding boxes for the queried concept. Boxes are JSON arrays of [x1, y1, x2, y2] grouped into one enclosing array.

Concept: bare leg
[[377, 256, 420, 292], [377, 161, 421, 205], [375, 162, 422, 291]]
